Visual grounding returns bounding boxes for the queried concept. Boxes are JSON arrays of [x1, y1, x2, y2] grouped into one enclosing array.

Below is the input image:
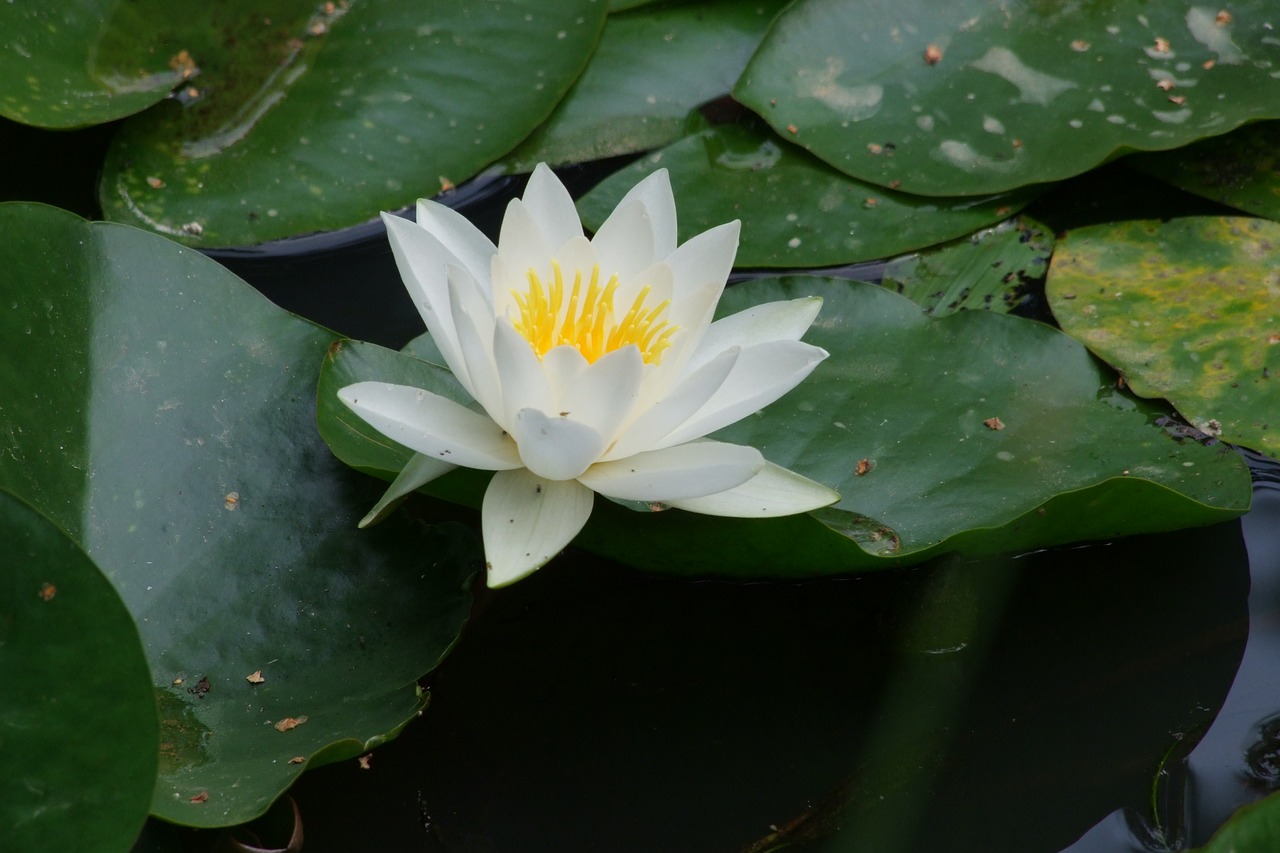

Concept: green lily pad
[[576, 123, 1038, 268], [1129, 120, 1280, 220], [0, 488, 158, 851], [99, 0, 606, 247], [882, 215, 1054, 316], [736, 0, 1280, 196], [1192, 790, 1280, 852], [503, 0, 789, 172], [317, 277, 1249, 579], [0, 1, 189, 128], [1047, 216, 1280, 458], [0, 202, 476, 827]]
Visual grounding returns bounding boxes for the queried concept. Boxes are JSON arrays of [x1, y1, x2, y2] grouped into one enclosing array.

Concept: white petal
[[590, 199, 655, 281], [659, 340, 828, 447], [580, 440, 763, 501], [446, 268, 503, 417], [560, 345, 644, 445], [482, 469, 594, 588], [522, 164, 584, 252], [382, 213, 471, 387], [339, 382, 521, 470], [666, 461, 839, 517], [497, 199, 553, 284], [358, 453, 456, 528], [492, 322, 553, 428], [540, 345, 589, 406], [610, 168, 677, 260], [604, 346, 739, 461], [688, 296, 823, 372], [414, 199, 497, 291], [511, 408, 608, 481], [666, 219, 739, 302]]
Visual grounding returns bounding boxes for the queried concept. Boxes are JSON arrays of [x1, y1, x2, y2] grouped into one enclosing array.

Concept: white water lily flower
[[339, 164, 838, 587]]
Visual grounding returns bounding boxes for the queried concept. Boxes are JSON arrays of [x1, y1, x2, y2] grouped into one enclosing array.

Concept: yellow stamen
[[511, 261, 678, 364]]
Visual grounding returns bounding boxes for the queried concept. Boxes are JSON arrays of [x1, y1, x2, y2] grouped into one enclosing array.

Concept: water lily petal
[[604, 346, 740, 461], [580, 440, 763, 501], [358, 452, 457, 528], [482, 469, 595, 588], [497, 198, 554, 285], [610, 168, 677, 260], [540, 344, 589, 407], [560, 345, 644, 445], [511, 408, 608, 481], [688, 296, 823, 372], [415, 198, 497, 293], [667, 219, 739, 303], [339, 382, 521, 470], [492, 322, 553, 429], [447, 267, 502, 417], [382, 213, 471, 389], [666, 461, 840, 518], [522, 164, 584, 252], [590, 199, 656, 282], [659, 340, 829, 447]]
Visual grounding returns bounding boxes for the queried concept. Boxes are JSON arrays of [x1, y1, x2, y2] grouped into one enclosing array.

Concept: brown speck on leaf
[[184, 86, 200, 100], [867, 143, 883, 155], [224, 491, 240, 511], [180, 221, 203, 237], [1011, 139, 1023, 149], [357, 753, 373, 770], [274, 715, 309, 732], [647, 502, 669, 512], [786, 124, 798, 134], [39, 582, 56, 601], [995, 206, 1012, 216], [864, 197, 878, 208], [189, 676, 211, 699], [1117, 374, 1127, 389], [1122, 469, 1130, 476], [769, 98, 777, 106], [288, 756, 306, 764], [1204, 419, 1223, 436], [146, 176, 166, 189], [855, 458, 873, 476], [1216, 9, 1232, 25], [1267, 333, 1279, 344], [888, 179, 901, 189], [1156, 79, 1176, 91], [439, 176, 455, 192], [1153, 36, 1171, 53], [246, 670, 265, 685], [308, 20, 328, 36], [168, 50, 197, 78], [924, 44, 943, 65], [327, 340, 343, 358], [189, 791, 209, 804], [1168, 95, 1187, 106], [1070, 40, 1090, 52], [1203, 59, 1216, 70], [1037, 507, 1047, 516], [983, 417, 1005, 431], [323, 1, 337, 12], [172, 675, 185, 686]]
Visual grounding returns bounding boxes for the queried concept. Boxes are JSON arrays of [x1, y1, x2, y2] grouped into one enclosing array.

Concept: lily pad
[[0, 203, 476, 827], [576, 123, 1038, 268], [99, 0, 606, 247], [736, 0, 1280, 196], [317, 277, 1249, 578], [1047, 216, 1280, 458], [1129, 120, 1280, 220], [504, 0, 789, 172], [0, 1, 189, 128], [1192, 790, 1280, 852], [0, 488, 158, 851], [882, 215, 1054, 316]]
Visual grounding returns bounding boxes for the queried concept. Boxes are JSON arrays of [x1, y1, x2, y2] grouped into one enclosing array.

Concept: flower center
[[510, 261, 678, 365]]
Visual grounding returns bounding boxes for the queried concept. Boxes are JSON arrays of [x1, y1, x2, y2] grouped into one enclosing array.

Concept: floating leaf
[[99, 0, 606, 247], [0, 203, 476, 827], [736, 0, 1280, 196], [318, 277, 1249, 578], [576, 123, 1037, 268], [1129, 120, 1280, 220], [0, 489, 158, 851], [504, 0, 788, 171], [882, 216, 1054, 316], [1047, 216, 1280, 458], [1192, 790, 1280, 852], [0, 1, 189, 128]]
